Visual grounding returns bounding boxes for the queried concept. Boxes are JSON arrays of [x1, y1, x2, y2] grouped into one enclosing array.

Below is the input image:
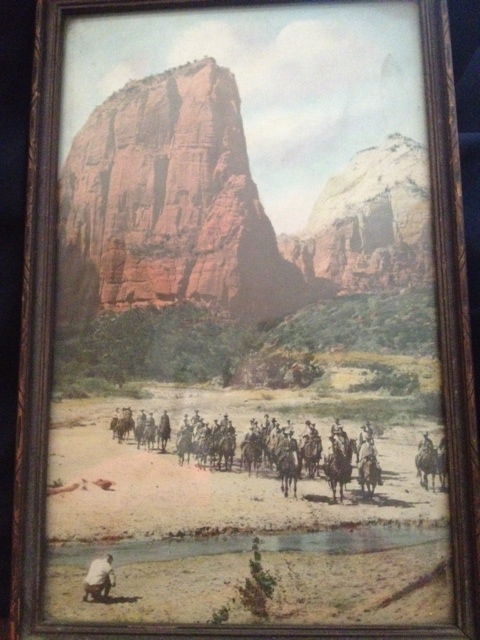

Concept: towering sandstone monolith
[[58, 58, 306, 326]]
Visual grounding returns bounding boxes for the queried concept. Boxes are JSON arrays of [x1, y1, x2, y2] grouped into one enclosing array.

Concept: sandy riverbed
[[42, 383, 453, 626]]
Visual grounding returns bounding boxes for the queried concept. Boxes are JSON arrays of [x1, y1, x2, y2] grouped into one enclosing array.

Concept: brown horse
[[115, 416, 134, 443], [359, 456, 381, 498], [110, 416, 118, 440], [176, 431, 192, 466], [324, 442, 352, 503]]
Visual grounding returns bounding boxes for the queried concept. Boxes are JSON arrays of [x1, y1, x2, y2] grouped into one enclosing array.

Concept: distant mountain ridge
[[278, 133, 434, 295]]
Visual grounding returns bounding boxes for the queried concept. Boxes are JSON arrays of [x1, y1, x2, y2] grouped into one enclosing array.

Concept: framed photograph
[[12, 0, 480, 638]]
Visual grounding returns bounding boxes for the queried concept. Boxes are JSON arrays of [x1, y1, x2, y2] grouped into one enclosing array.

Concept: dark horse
[[301, 437, 323, 478], [324, 442, 352, 503], [276, 448, 300, 498], [416, 447, 438, 492], [217, 434, 236, 471], [157, 421, 171, 453], [241, 441, 262, 477], [359, 456, 381, 498], [114, 414, 134, 443], [437, 439, 448, 490], [134, 423, 145, 450]]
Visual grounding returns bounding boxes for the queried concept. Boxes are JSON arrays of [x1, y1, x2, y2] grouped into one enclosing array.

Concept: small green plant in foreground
[[209, 537, 277, 624], [237, 537, 277, 619], [209, 604, 231, 625]]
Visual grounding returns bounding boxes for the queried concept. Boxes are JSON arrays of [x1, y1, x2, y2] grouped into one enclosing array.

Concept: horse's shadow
[[302, 493, 332, 504], [349, 489, 416, 508]]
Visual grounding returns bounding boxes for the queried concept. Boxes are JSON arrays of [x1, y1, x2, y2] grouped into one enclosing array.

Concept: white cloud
[[59, 2, 427, 234]]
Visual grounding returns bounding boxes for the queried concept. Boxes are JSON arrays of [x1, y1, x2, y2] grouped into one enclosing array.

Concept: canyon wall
[[58, 58, 306, 326], [278, 134, 434, 295]]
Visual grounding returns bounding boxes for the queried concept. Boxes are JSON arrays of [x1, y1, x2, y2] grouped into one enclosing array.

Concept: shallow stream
[[48, 525, 449, 568]]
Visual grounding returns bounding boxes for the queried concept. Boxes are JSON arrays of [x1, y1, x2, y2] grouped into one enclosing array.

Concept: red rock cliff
[[58, 58, 306, 325]]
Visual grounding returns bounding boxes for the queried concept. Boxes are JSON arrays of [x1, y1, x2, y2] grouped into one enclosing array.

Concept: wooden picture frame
[[11, 0, 480, 638]]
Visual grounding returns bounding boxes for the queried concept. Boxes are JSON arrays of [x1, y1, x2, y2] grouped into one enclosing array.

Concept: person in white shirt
[[82, 554, 116, 602]]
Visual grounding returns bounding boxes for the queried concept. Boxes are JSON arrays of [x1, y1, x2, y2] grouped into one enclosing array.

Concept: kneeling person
[[83, 554, 116, 602]]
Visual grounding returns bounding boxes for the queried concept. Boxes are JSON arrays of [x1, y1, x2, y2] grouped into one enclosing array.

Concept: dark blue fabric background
[[0, 0, 479, 619]]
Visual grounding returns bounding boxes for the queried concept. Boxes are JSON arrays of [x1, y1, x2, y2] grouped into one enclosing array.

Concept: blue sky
[[59, 1, 427, 234]]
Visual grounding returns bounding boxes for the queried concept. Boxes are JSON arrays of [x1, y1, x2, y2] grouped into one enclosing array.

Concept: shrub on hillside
[[349, 365, 419, 396]]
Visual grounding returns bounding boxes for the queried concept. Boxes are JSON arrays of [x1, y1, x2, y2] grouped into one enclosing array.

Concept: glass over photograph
[[43, 0, 452, 626]]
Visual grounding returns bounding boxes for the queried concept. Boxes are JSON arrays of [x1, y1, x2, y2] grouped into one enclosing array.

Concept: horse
[[241, 441, 262, 477], [114, 417, 131, 443], [359, 456, 381, 498], [416, 447, 438, 492], [217, 434, 236, 471], [195, 436, 213, 470], [110, 416, 119, 440], [276, 448, 300, 498], [300, 437, 323, 478], [134, 423, 145, 450], [116, 410, 134, 441], [324, 442, 352, 503], [144, 423, 157, 452], [437, 439, 448, 490], [157, 421, 171, 453], [176, 431, 192, 466], [240, 438, 262, 476]]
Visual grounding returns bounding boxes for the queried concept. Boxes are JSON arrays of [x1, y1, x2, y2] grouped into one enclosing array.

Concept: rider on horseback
[[309, 422, 320, 439], [177, 414, 191, 444], [357, 422, 373, 462], [146, 412, 155, 428], [241, 421, 257, 452], [331, 419, 348, 453], [418, 431, 434, 453], [358, 435, 383, 486]]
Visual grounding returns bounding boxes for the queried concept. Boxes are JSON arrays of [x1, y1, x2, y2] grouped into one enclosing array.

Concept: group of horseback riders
[[175, 409, 237, 470], [110, 406, 172, 452], [110, 406, 384, 490], [109, 403, 449, 499]]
